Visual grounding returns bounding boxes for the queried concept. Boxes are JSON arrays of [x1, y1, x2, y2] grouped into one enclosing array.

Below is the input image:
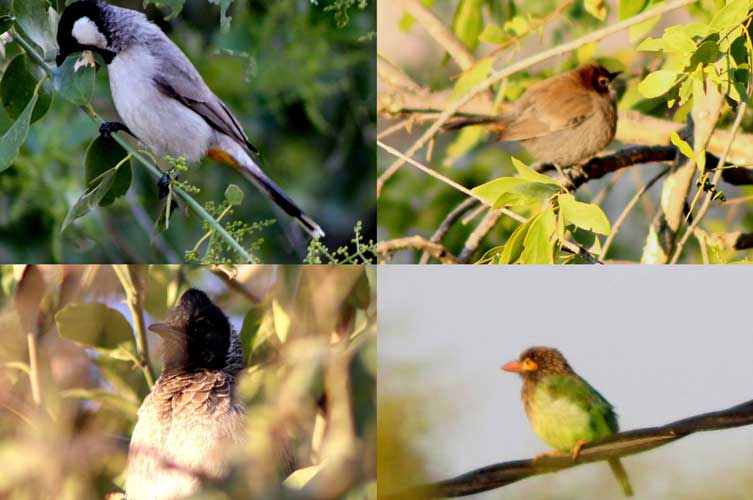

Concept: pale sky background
[[378, 266, 753, 500]]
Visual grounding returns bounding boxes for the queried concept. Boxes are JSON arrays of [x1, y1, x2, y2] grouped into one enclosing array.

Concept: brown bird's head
[[149, 289, 231, 372], [576, 63, 621, 96], [501, 346, 574, 382]]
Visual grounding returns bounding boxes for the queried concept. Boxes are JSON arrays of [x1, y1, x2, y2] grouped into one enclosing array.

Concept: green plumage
[[505, 347, 634, 497]]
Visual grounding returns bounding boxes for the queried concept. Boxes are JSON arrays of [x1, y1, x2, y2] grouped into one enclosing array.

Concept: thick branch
[[384, 398, 753, 499]]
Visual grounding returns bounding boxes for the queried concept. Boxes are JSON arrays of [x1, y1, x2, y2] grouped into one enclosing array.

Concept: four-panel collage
[[1, 0, 752, 499]]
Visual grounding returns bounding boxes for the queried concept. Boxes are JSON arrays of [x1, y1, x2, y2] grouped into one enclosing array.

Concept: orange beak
[[501, 359, 537, 372]]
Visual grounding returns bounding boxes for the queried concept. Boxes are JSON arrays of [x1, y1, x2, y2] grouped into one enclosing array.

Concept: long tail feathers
[[238, 160, 325, 239], [607, 458, 634, 497]]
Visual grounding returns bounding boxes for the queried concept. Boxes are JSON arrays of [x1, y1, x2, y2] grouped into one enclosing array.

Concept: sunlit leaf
[[55, 303, 135, 349], [520, 207, 556, 264], [638, 70, 678, 98], [558, 193, 611, 235]]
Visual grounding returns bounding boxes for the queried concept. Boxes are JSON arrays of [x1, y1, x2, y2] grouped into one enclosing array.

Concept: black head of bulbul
[[149, 289, 231, 372], [56, 1, 115, 66]]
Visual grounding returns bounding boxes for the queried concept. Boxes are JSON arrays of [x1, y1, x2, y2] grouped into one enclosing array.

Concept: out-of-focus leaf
[[84, 135, 133, 207], [0, 54, 52, 123], [444, 125, 486, 165], [144, 0, 185, 20], [619, 0, 647, 19], [478, 22, 505, 44], [585, 0, 607, 20], [13, 265, 45, 334], [272, 299, 290, 343], [284, 464, 323, 489], [208, 0, 232, 32], [13, 0, 57, 59], [452, 0, 484, 52], [452, 58, 492, 100], [638, 70, 678, 98], [225, 183, 244, 206], [0, 83, 38, 173], [558, 193, 611, 235], [51, 56, 95, 105], [239, 304, 265, 366], [0, 15, 12, 35], [60, 388, 139, 416], [55, 303, 134, 349]]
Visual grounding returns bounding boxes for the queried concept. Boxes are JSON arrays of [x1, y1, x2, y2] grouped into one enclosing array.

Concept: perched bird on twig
[[125, 289, 245, 500], [502, 346, 634, 497], [445, 63, 621, 167]]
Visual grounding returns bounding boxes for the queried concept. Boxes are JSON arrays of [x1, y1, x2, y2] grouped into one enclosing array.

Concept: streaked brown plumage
[[445, 63, 620, 166], [125, 289, 244, 500]]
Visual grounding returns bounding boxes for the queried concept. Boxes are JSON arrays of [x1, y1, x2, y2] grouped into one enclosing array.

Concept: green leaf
[[0, 54, 52, 124], [520, 208, 556, 264], [585, 0, 607, 20], [144, 0, 185, 20], [224, 184, 244, 206], [239, 305, 264, 366], [452, 58, 492, 100], [445, 125, 486, 164], [55, 303, 134, 349], [511, 157, 562, 186], [13, 0, 57, 59], [492, 182, 561, 207], [61, 169, 116, 231], [478, 22, 505, 44], [451, 0, 484, 52], [638, 70, 678, 98], [709, 0, 749, 31], [398, 12, 416, 31], [472, 177, 530, 205], [619, 0, 647, 19], [0, 84, 38, 174], [558, 193, 611, 235], [670, 131, 695, 160], [51, 56, 95, 105], [84, 135, 132, 207], [503, 16, 528, 35], [498, 217, 534, 264]]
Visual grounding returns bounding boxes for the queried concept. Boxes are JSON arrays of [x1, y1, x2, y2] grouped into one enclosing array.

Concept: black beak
[[608, 70, 622, 80]]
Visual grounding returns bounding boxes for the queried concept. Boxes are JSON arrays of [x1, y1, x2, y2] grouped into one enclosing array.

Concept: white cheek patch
[[72, 17, 108, 49]]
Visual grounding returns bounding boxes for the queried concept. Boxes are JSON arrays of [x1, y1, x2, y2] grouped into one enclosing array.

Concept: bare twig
[[113, 265, 155, 388], [420, 198, 479, 264], [384, 397, 753, 499], [458, 210, 502, 263], [403, 0, 475, 71], [378, 236, 459, 264], [670, 91, 750, 263], [599, 168, 670, 260]]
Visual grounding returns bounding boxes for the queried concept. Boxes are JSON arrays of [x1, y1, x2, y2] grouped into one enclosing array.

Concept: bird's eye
[[598, 76, 609, 87], [522, 358, 538, 371]]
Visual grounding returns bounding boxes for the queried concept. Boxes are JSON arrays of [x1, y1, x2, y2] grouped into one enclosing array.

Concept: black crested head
[[163, 289, 231, 372], [56, 1, 115, 66]]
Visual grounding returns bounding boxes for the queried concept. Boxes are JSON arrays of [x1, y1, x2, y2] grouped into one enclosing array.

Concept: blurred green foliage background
[[0, 0, 375, 263], [0, 264, 376, 498]]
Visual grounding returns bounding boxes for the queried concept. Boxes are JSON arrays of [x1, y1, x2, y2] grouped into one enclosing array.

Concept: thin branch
[[377, 236, 459, 264], [599, 168, 670, 260], [376, 0, 695, 196], [113, 265, 155, 388], [671, 93, 750, 263], [384, 397, 753, 499], [458, 209, 502, 263], [403, 0, 475, 71], [419, 198, 479, 264]]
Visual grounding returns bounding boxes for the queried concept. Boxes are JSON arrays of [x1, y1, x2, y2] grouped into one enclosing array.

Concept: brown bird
[[125, 289, 245, 500], [446, 63, 621, 166]]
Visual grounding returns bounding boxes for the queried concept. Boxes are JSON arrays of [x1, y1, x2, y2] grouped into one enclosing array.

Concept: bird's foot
[[533, 451, 561, 461], [570, 440, 587, 461], [99, 121, 134, 139]]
